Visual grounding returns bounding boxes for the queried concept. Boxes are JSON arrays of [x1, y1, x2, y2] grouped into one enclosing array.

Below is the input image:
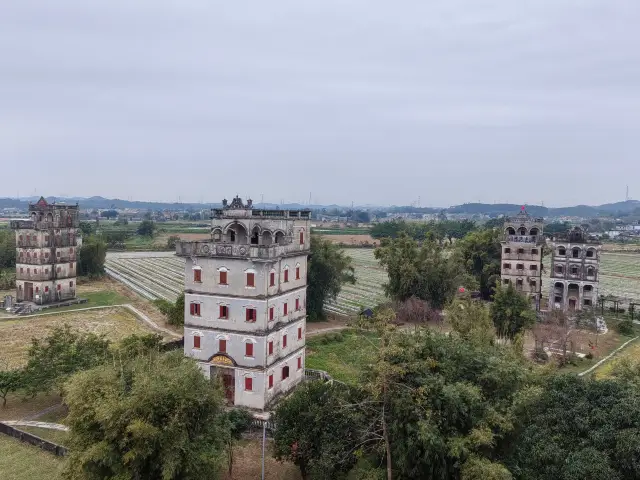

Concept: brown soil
[[222, 439, 301, 480], [319, 234, 378, 246]]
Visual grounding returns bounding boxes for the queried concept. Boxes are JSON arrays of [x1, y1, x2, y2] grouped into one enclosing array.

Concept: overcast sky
[[1, 1, 639, 207]]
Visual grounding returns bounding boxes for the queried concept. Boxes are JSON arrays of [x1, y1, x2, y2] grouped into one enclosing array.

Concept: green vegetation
[[63, 351, 229, 480], [312, 227, 371, 235], [0, 229, 16, 269], [136, 219, 156, 237], [0, 435, 63, 480], [490, 283, 537, 339], [18, 426, 69, 446], [307, 237, 356, 321], [453, 228, 502, 299], [370, 219, 476, 244], [77, 236, 107, 277], [305, 330, 378, 384], [155, 292, 185, 326], [374, 234, 468, 309]]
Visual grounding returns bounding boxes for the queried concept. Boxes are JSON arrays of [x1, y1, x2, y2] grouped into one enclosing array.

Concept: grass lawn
[[0, 307, 159, 368], [0, 393, 63, 421], [18, 427, 69, 447], [594, 336, 640, 378], [0, 435, 64, 480], [305, 330, 379, 384]]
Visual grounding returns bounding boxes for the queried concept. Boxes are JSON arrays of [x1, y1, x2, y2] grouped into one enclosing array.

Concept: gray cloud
[[1, 0, 639, 206]]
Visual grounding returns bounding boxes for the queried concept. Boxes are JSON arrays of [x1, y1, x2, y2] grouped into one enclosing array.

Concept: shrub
[[532, 349, 549, 363], [585, 351, 594, 360], [616, 319, 635, 336]]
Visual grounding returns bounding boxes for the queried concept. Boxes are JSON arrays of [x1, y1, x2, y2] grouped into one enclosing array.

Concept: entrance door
[[211, 367, 235, 404], [24, 282, 33, 301], [569, 298, 577, 311]]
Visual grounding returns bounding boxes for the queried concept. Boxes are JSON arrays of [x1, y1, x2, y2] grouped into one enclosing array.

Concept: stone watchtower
[[10, 197, 79, 305], [549, 226, 601, 311], [500, 208, 544, 310], [176, 196, 311, 410]]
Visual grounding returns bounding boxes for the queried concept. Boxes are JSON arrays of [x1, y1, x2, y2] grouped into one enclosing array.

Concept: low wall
[[0, 422, 67, 457]]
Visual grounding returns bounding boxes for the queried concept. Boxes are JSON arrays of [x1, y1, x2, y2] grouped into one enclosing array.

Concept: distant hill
[[1, 196, 638, 217]]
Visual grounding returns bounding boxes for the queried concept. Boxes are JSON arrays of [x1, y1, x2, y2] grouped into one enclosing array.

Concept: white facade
[[178, 196, 311, 410]]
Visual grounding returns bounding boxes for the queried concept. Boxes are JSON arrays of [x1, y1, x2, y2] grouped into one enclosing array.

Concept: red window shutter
[[268, 341, 273, 355], [284, 303, 288, 315], [269, 374, 273, 388], [283, 335, 287, 348], [193, 269, 201, 282], [190, 303, 195, 315], [195, 303, 201, 316], [270, 272, 275, 286], [300, 231, 304, 244], [296, 267, 300, 280], [295, 298, 300, 311], [246, 309, 255, 322], [284, 269, 289, 282], [247, 272, 255, 287], [245, 377, 253, 391], [193, 336, 201, 348], [298, 327, 302, 340], [246, 343, 254, 357], [269, 307, 274, 321], [298, 357, 302, 369], [219, 339, 226, 353], [35, 287, 39, 293], [219, 271, 227, 284]]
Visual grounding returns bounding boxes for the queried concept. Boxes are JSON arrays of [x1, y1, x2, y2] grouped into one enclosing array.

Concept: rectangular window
[[219, 271, 227, 285], [27, 268, 30, 274], [20, 267, 23, 273], [555, 296, 562, 303], [531, 249, 538, 255], [295, 298, 300, 311], [245, 343, 254, 357], [219, 339, 226, 353], [282, 366, 290, 380], [45, 286, 49, 293], [504, 247, 511, 254], [268, 374, 274, 389], [503, 263, 511, 269], [516, 264, 524, 270], [283, 303, 288, 316], [530, 265, 538, 271], [219, 305, 228, 319], [584, 299, 592, 306], [245, 377, 253, 391], [45, 269, 48, 274], [284, 269, 289, 283], [57, 267, 61, 273], [34, 268, 38, 274], [246, 272, 255, 287], [193, 269, 202, 283], [45, 236, 49, 243], [57, 251, 60, 257], [518, 248, 524, 254], [269, 272, 275, 286], [45, 252, 49, 258], [296, 267, 300, 280], [70, 262, 74, 269], [283, 335, 287, 348], [300, 231, 304, 244], [190, 302, 201, 316], [268, 341, 273, 355], [246, 308, 256, 322], [193, 336, 201, 349], [298, 327, 302, 340], [297, 357, 302, 370], [269, 306, 274, 321], [70, 281, 74, 287], [35, 287, 39, 293]]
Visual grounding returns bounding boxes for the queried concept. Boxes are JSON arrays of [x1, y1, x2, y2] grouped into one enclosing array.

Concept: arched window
[[212, 228, 222, 242], [558, 247, 566, 256], [283, 265, 289, 283], [506, 227, 516, 235], [586, 249, 595, 258], [530, 227, 539, 236], [572, 247, 581, 258], [262, 231, 273, 245], [295, 263, 301, 280], [275, 231, 285, 245], [299, 230, 304, 245], [584, 285, 593, 292], [518, 227, 527, 235], [250, 226, 260, 245], [555, 265, 564, 274], [586, 267, 595, 277]]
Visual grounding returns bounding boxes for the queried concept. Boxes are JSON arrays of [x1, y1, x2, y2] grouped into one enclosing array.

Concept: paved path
[[2, 420, 69, 432]]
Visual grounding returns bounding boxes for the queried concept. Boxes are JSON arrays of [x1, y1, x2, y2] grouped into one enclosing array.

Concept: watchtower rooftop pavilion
[[176, 196, 311, 410]]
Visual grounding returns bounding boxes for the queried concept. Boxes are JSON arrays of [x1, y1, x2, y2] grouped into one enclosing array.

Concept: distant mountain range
[[0, 196, 638, 217]]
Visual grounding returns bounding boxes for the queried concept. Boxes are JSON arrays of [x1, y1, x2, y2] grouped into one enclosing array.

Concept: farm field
[[106, 248, 640, 316], [0, 307, 160, 368]]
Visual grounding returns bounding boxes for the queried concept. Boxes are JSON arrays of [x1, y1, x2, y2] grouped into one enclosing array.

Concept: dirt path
[[1, 420, 69, 431]]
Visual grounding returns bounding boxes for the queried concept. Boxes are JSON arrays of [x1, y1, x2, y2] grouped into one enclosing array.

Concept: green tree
[[167, 235, 180, 250], [511, 374, 640, 480], [137, 219, 156, 237], [78, 221, 94, 237], [24, 325, 110, 395], [115, 333, 164, 360], [0, 368, 23, 407], [78, 237, 107, 277], [225, 409, 253, 476], [0, 229, 16, 269], [453, 228, 502, 300], [490, 284, 536, 339], [100, 209, 118, 219], [155, 293, 185, 326], [307, 237, 356, 320], [445, 296, 495, 345], [63, 351, 230, 480], [374, 234, 464, 309], [274, 381, 365, 480]]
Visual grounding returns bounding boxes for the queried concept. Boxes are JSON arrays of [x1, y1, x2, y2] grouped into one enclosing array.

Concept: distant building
[[549, 226, 601, 311], [10, 197, 79, 304], [500, 209, 544, 310], [176, 196, 310, 410]]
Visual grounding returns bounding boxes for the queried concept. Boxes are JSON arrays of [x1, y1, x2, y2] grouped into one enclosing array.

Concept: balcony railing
[[505, 235, 541, 244], [176, 241, 308, 259]]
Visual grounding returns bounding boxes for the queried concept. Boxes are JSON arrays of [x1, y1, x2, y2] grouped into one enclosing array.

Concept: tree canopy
[[490, 284, 537, 339], [137, 219, 156, 237], [374, 234, 466, 309], [0, 229, 16, 269], [63, 351, 230, 480], [78, 236, 107, 277], [307, 236, 356, 320], [453, 228, 502, 300]]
